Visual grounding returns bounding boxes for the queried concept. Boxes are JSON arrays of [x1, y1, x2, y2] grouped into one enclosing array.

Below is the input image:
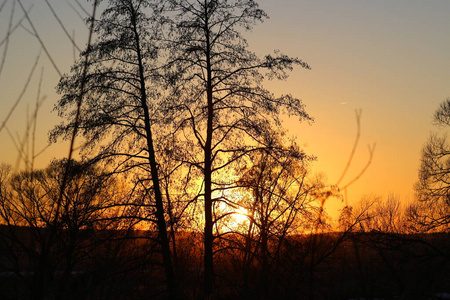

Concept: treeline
[[1, 0, 450, 299], [1, 160, 450, 299]]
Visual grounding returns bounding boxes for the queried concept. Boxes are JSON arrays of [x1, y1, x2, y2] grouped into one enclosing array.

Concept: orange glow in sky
[[1, 0, 449, 220]]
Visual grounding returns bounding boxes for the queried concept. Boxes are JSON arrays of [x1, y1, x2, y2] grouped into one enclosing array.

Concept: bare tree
[[164, 0, 310, 295], [0, 159, 123, 300], [233, 140, 318, 296], [413, 98, 450, 230], [51, 0, 179, 297]]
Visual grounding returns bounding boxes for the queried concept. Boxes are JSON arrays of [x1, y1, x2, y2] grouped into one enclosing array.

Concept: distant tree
[[0, 159, 122, 300], [51, 0, 179, 297], [341, 195, 405, 234], [235, 140, 317, 296], [373, 195, 405, 233], [164, 0, 311, 295], [413, 98, 450, 230]]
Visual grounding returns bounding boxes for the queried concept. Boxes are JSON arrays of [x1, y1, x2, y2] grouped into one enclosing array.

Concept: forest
[[1, 0, 450, 299]]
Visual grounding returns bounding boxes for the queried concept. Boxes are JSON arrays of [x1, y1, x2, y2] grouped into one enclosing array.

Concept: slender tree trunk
[[203, 56, 215, 298], [243, 219, 255, 295], [203, 2, 215, 296], [260, 225, 269, 299], [130, 7, 177, 299], [166, 185, 179, 270]]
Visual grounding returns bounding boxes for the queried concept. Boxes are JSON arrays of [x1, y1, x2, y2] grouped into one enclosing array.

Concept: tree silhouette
[[164, 0, 311, 295], [414, 98, 450, 230], [0, 159, 123, 300], [51, 0, 178, 297], [235, 140, 317, 296]]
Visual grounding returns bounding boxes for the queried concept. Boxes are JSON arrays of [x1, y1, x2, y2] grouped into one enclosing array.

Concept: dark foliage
[[2, 227, 450, 299]]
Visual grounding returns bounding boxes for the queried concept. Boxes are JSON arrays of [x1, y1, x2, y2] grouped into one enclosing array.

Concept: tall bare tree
[[413, 98, 450, 230], [164, 0, 311, 296], [51, 0, 178, 297]]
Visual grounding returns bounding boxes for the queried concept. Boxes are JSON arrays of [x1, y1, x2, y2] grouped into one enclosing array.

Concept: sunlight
[[232, 206, 250, 226], [215, 196, 251, 232]]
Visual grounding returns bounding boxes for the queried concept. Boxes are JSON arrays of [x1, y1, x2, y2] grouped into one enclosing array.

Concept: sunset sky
[[0, 0, 449, 217]]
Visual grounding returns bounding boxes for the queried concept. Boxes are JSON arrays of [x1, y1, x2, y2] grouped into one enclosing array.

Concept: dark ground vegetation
[[1, 226, 450, 300]]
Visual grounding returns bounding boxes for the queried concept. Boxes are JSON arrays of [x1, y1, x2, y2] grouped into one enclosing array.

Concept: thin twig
[[0, 9, 28, 48], [0, 51, 41, 133], [74, 0, 90, 18], [16, 0, 62, 77], [66, 1, 86, 22], [0, 1, 15, 79], [31, 67, 46, 171], [0, 0, 8, 13], [342, 143, 376, 190], [5, 126, 29, 169], [45, 0, 81, 53], [336, 109, 362, 186]]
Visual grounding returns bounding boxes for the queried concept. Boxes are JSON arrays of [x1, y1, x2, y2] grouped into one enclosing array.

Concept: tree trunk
[[203, 1, 215, 296], [260, 225, 269, 299], [130, 7, 177, 299]]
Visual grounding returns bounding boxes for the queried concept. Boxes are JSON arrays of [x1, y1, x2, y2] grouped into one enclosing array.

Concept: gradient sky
[[1, 0, 449, 216]]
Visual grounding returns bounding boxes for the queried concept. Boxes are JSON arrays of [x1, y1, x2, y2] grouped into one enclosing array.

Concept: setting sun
[[233, 207, 250, 225], [215, 198, 251, 232]]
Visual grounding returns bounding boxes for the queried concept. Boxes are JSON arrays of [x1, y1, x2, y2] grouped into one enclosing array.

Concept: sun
[[215, 200, 250, 232], [232, 207, 249, 225]]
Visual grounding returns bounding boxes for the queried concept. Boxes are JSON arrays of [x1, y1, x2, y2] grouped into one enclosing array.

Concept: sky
[[0, 0, 449, 217]]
